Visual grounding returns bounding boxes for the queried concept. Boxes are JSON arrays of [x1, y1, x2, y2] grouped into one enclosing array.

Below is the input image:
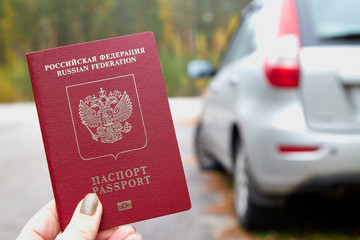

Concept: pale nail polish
[[80, 193, 99, 216]]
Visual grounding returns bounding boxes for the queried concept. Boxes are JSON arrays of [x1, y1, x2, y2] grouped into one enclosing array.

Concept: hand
[[16, 193, 142, 240]]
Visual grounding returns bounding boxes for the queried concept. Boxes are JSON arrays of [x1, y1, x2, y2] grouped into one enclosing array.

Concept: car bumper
[[246, 114, 360, 196]]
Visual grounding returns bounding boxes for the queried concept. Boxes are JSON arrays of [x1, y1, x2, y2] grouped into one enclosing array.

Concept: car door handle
[[209, 82, 220, 93], [229, 74, 240, 86]]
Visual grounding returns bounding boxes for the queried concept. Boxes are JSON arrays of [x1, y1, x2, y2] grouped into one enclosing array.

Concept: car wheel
[[195, 123, 221, 170], [234, 142, 279, 229]]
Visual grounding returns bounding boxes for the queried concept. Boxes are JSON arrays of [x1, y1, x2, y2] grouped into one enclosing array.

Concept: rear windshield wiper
[[321, 33, 360, 41]]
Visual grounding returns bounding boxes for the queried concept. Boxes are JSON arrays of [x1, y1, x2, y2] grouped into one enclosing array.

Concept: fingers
[[59, 193, 102, 240], [17, 194, 143, 240], [95, 227, 118, 240], [96, 225, 142, 240], [108, 226, 142, 240], [16, 200, 60, 240], [122, 232, 142, 240]]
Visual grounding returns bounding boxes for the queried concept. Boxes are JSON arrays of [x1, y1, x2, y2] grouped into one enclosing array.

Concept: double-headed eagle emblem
[[79, 88, 133, 144]]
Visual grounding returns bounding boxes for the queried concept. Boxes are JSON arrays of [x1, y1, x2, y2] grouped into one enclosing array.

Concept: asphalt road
[[0, 98, 241, 240]]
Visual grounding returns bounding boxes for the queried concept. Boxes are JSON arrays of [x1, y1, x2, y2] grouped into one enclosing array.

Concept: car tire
[[234, 142, 280, 229], [195, 123, 221, 171]]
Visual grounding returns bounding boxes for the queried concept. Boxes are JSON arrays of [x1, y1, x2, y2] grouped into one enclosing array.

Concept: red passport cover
[[26, 32, 191, 230]]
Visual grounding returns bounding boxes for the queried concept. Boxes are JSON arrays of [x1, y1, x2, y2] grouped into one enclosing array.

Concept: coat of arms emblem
[[79, 88, 133, 144]]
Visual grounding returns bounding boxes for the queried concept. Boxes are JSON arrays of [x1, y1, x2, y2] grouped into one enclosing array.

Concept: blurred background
[[3, 0, 360, 240], [0, 0, 247, 102]]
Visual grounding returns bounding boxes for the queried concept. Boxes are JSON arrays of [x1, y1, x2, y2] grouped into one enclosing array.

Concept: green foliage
[[160, 50, 195, 97], [0, 58, 33, 102], [0, 0, 248, 102]]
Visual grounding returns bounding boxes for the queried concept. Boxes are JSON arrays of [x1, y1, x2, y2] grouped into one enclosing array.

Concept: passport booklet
[[26, 32, 191, 230]]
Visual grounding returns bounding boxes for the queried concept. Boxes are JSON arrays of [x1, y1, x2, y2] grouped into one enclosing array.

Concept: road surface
[[0, 98, 241, 240]]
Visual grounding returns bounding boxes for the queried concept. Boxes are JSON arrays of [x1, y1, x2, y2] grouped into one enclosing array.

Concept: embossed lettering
[[90, 166, 150, 194]]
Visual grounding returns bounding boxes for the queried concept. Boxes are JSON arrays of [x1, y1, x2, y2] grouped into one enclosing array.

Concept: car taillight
[[265, 35, 300, 88], [265, 0, 300, 88], [278, 145, 320, 153]]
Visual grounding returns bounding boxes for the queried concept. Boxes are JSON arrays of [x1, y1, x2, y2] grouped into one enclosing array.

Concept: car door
[[202, 12, 257, 169]]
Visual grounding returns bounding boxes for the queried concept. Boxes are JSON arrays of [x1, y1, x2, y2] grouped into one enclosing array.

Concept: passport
[[26, 32, 191, 230]]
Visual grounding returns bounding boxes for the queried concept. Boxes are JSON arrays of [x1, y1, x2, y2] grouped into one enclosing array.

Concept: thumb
[[59, 193, 102, 240]]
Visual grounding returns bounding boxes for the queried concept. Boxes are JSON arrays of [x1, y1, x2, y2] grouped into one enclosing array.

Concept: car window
[[297, 0, 360, 45], [219, 12, 256, 68]]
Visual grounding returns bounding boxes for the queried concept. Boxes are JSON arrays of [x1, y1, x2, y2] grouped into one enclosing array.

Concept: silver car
[[188, 0, 360, 229]]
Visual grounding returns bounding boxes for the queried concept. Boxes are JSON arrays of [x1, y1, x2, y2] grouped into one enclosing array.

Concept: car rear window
[[296, 0, 360, 46]]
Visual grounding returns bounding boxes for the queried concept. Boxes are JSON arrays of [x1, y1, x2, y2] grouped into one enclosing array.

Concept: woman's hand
[[16, 193, 142, 240]]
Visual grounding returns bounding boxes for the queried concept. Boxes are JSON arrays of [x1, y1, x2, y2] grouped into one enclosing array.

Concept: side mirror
[[187, 60, 214, 78]]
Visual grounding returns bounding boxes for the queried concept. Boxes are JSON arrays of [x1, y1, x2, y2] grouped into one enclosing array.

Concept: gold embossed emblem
[[117, 200, 133, 211], [79, 88, 133, 144]]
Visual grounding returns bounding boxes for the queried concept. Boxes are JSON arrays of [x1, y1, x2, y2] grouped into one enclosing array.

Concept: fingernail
[[80, 193, 99, 216], [130, 232, 142, 239]]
